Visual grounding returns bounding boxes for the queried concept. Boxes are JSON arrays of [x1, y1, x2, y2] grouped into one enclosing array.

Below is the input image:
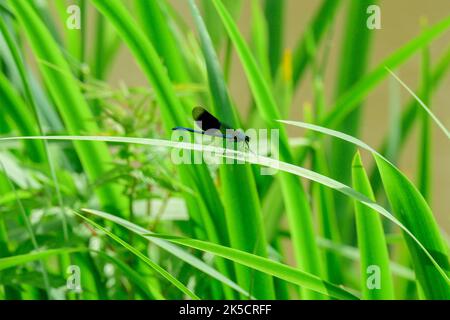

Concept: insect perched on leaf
[[172, 107, 251, 150]]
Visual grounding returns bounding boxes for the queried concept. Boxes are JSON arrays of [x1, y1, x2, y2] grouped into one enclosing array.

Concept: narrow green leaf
[[9, 0, 128, 214], [375, 155, 450, 299], [75, 211, 200, 300], [4, 134, 446, 285], [189, 0, 274, 299], [81, 208, 253, 298], [323, 14, 450, 129], [0, 248, 83, 271], [212, 0, 323, 298], [352, 152, 394, 299], [142, 234, 358, 300]]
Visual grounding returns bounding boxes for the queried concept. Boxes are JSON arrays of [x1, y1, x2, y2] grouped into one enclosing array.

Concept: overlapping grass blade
[[212, 0, 323, 299], [90, 1, 231, 263], [292, 0, 341, 86], [85, 204, 358, 300], [81, 208, 253, 298], [0, 248, 83, 271], [2, 134, 446, 285], [352, 152, 394, 299], [9, 0, 128, 214], [278, 120, 450, 295], [323, 14, 450, 129], [74, 211, 199, 300], [375, 156, 450, 299], [190, 0, 274, 298], [329, 0, 376, 241]]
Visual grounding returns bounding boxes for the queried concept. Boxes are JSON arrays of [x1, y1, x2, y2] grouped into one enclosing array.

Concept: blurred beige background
[[103, 1, 449, 232]]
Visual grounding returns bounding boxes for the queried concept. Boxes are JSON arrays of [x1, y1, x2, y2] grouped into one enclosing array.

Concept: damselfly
[[172, 107, 251, 150]]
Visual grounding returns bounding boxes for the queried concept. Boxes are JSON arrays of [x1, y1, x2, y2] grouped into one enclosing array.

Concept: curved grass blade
[[0, 248, 84, 271], [323, 14, 450, 129], [278, 120, 450, 296], [375, 155, 450, 299], [386, 67, 450, 139], [190, 0, 274, 299], [9, 0, 128, 214], [1, 134, 447, 286], [292, 0, 341, 86], [137, 233, 358, 300], [74, 211, 199, 300], [211, 0, 323, 298], [81, 208, 253, 298], [352, 152, 394, 299], [90, 2, 232, 281]]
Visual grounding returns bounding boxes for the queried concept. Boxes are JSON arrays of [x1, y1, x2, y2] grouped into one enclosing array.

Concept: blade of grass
[[9, 0, 128, 215], [329, 0, 376, 242], [74, 211, 199, 300], [292, 0, 341, 87], [264, 0, 284, 77], [323, 14, 450, 129], [83, 209, 355, 299], [0, 248, 83, 271], [81, 207, 253, 298], [278, 120, 450, 293], [90, 0, 233, 299], [134, 0, 189, 83], [3, 134, 447, 285], [417, 41, 432, 200], [352, 152, 394, 299], [386, 67, 449, 139], [96, 251, 164, 300], [375, 155, 450, 299], [190, 0, 274, 299], [0, 73, 45, 162], [141, 233, 358, 300], [212, 0, 324, 299]]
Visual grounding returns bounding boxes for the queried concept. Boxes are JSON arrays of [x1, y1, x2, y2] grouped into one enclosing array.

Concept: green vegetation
[[0, 0, 448, 300]]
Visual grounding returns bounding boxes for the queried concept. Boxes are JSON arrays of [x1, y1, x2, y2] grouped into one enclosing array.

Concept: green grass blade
[[352, 152, 394, 299], [277, 120, 450, 286], [292, 0, 341, 87], [212, 0, 323, 298], [75, 211, 199, 300], [375, 155, 450, 299], [9, 0, 128, 214], [386, 67, 449, 139], [134, 0, 188, 83], [417, 44, 432, 200], [329, 0, 376, 240], [312, 145, 343, 285], [141, 234, 358, 300], [0, 73, 45, 162], [264, 0, 284, 77], [4, 134, 447, 285], [96, 251, 164, 300], [190, 0, 274, 299], [81, 208, 253, 298], [323, 14, 450, 129], [0, 248, 83, 271]]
